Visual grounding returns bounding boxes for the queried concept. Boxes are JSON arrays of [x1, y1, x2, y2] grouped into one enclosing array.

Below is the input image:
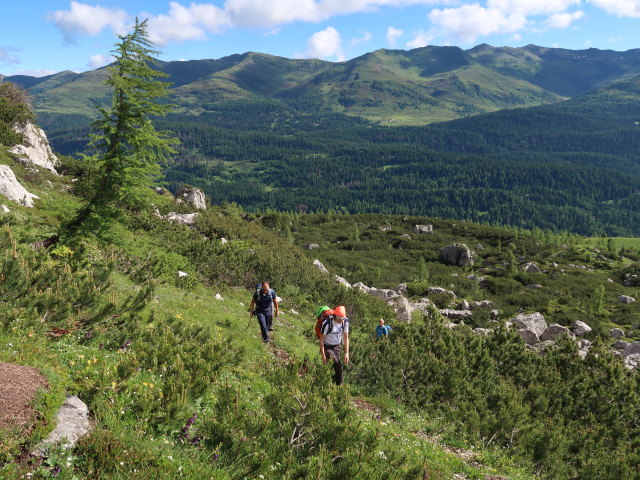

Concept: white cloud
[[303, 27, 345, 61], [351, 31, 373, 47], [546, 10, 585, 28], [386, 26, 404, 46], [4, 68, 57, 77], [49, 1, 129, 43], [147, 2, 230, 46], [487, 0, 581, 16], [0, 47, 20, 65], [590, 0, 640, 18], [406, 30, 436, 49], [88, 54, 116, 69], [225, 0, 442, 28], [428, 4, 527, 44]]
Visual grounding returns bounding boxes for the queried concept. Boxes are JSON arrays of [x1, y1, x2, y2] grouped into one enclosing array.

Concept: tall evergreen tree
[[64, 18, 178, 238]]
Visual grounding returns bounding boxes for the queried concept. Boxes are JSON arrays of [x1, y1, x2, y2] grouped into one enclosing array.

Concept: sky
[[1, 0, 640, 77]]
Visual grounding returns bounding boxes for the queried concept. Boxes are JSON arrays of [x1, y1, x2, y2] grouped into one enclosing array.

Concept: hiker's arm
[[319, 333, 327, 363], [343, 332, 349, 364], [273, 296, 279, 317]]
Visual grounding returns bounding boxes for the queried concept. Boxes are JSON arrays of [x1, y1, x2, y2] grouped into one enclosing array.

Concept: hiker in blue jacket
[[249, 281, 279, 343], [376, 318, 392, 338]]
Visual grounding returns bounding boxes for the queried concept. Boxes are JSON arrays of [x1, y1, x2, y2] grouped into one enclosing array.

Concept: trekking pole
[[246, 310, 254, 331]]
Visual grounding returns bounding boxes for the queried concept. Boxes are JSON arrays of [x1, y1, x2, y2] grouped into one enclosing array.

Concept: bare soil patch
[[0, 362, 48, 432]]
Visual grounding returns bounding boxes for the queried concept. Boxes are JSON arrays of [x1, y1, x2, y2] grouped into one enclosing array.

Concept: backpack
[[314, 309, 333, 338]]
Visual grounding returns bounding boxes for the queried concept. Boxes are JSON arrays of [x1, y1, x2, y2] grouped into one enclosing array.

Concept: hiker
[[314, 305, 333, 339], [376, 318, 392, 338], [249, 281, 279, 343], [319, 305, 350, 385]]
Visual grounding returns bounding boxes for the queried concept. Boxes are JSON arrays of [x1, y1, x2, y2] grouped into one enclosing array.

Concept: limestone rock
[[526, 284, 543, 289], [1, 204, 9, 213], [439, 309, 472, 320], [411, 298, 432, 312], [624, 353, 640, 370], [379, 226, 391, 232], [461, 299, 470, 310], [215, 293, 224, 301], [0, 165, 39, 207], [618, 295, 636, 304], [166, 212, 199, 226], [610, 328, 625, 339], [473, 328, 491, 336], [393, 296, 415, 323], [9, 122, 58, 173], [32, 396, 90, 456], [440, 243, 474, 266], [401, 233, 411, 239], [470, 300, 494, 309], [517, 328, 540, 345], [623, 274, 638, 287], [313, 259, 329, 274], [395, 283, 408, 295], [523, 262, 542, 274], [413, 224, 433, 234], [369, 287, 399, 302], [513, 312, 547, 338], [573, 321, 592, 337], [305, 243, 320, 250], [614, 339, 629, 349], [427, 286, 457, 298], [352, 282, 370, 293], [623, 341, 640, 357], [335, 276, 351, 289], [175, 185, 206, 210], [540, 324, 572, 342]]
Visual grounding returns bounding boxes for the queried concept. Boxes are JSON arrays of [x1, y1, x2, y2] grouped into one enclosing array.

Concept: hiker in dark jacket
[[249, 281, 279, 343], [319, 305, 350, 385]]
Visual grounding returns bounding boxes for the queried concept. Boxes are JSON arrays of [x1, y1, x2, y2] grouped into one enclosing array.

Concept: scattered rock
[[512, 312, 547, 338], [540, 324, 572, 342], [427, 286, 457, 298], [473, 328, 491, 336], [369, 287, 399, 302], [572, 321, 592, 336], [220, 237, 228, 244], [395, 283, 408, 295], [289, 309, 299, 315], [215, 293, 224, 301], [9, 122, 58, 173], [175, 185, 206, 210], [440, 243, 474, 267], [623, 274, 638, 287], [0, 165, 39, 207], [1, 204, 9, 213], [597, 255, 609, 261], [166, 212, 199, 226], [411, 298, 432, 312], [413, 224, 433, 234], [313, 259, 329, 274], [526, 284, 543, 289], [393, 296, 415, 323], [177, 271, 188, 278], [401, 233, 411, 239], [476, 243, 484, 250], [335, 276, 352, 289], [517, 329, 540, 346], [490, 309, 500, 320], [610, 328, 625, 339], [623, 341, 640, 357], [305, 243, 320, 250], [578, 339, 592, 348], [439, 309, 473, 320], [379, 226, 391, 232], [624, 353, 640, 371], [523, 262, 542, 274], [614, 339, 629, 349], [352, 282, 370, 293], [533, 340, 556, 352], [461, 299, 470, 310], [32, 396, 91, 457], [470, 300, 494, 309], [618, 295, 636, 304]]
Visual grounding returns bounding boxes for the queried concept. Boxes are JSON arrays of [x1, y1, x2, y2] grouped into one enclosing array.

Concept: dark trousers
[[324, 343, 344, 385], [256, 311, 272, 341]]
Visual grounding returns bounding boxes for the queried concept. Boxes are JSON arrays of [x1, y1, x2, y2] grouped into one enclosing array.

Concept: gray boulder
[[533, 340, 556, 352], [473, 328, 491, 336], [379, 226, 391, 232], [440, 243, 474, 267], [623, 274, 638, 287], [610, 328, 625, 339], [313, 259, 329, 274], [0, 165, 39, 207], [393, 296, 415, 323], [413, 224, 433, 234], [523, 262, 542, 274], [470, 300, 494, 309], [623, 341, 640, 357], [166, 212, 199, 226], [175, 185, 206, 210], [439, 309, 473, 320], [9, 122, 58, 173], [513, 312, 547, 338], [395, 283, 408, 295], [517, 328, 540, 346], [624, 354, 640, 371], [305, 243, 320, 250], [369, 287, 399, 302], [1, 204, 9, 213], [573, 321, 592, 337], [614, 339, 629, 349], [618, 295, 636, 304], [427, 286, 457, 298], [540, 324, 572, 342], [526, 284, 543, 290], [335, 276, 351, 289], [32, 396, 90, 456]]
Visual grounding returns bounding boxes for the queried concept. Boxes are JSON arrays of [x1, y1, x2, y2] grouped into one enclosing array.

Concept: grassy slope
[[0, 156, 534, 479]]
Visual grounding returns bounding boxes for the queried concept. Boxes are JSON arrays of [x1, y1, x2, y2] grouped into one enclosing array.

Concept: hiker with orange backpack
[[314, 306, 333, 339], [318, 305, 350, 385]]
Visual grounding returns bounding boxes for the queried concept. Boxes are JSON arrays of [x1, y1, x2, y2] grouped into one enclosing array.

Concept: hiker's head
[[261, 281, 270, 292], [334, 305, 346, 319], [315, 305, 330, 318], [379, 318, 385, 326]]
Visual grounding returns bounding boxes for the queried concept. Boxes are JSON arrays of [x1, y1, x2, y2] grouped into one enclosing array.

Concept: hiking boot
[[268, 327, 274, 331]]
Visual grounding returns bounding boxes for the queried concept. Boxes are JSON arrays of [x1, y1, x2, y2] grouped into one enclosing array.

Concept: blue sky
[[1, 0, 639, 77]]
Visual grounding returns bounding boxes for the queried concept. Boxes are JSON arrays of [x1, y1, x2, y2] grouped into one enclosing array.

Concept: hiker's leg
[[326, 344, 343, 385], [256, 312, 269, 341], [266, 314, 273, 331]]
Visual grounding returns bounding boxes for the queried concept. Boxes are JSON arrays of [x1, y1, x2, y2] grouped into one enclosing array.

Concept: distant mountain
[[7, 44, 640, 125]]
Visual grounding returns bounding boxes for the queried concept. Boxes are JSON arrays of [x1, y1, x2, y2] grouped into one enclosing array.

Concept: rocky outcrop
[[0, 165, 39, 207], [393, 296, 415, 322], [369, 287, 400, 302], [540, 324, 572, 342], [175, 185, 206, 210], [517, 328, 540, 346], [427, 286, 457, 298], [624, 354, 640, 371], [523, 262, 542, 274], [32, 396, 91, 456], [440, 244, 474, 266], [166, 212, 199, 226], [8, 122, 58, 173], [513, 312, 547, 338], [610, 328, 625, 339], [618, 295, 636, 304], [335, 276, 351, 289], [623, 341, 640, 357], [413, 224, 433, 234], [439, 309, 473, 320], [572, 321, 592, 336], [313, 259, 329, 274]]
